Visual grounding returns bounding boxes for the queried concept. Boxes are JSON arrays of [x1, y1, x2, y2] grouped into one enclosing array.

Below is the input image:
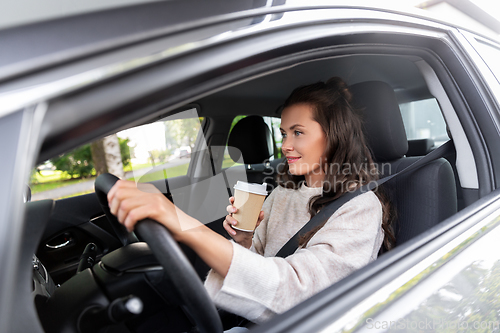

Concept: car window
[[222, 115, 282, 169], [400, 98, 449, 147], [30, 108, 204, 201], [119, 109, 204, 183]]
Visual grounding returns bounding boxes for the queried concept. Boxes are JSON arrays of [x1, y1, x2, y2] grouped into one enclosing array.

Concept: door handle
[[46, 239, 72, 249], [46, 232, 74, 249]]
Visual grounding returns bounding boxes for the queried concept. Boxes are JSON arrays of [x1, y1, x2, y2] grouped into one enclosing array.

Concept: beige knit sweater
[[204, 183, 384, 323]]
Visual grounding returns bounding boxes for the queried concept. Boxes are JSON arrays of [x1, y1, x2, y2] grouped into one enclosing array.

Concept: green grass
[[32, 170, 73, 183], [31, 163, 150, 195], [32, 160, 236, 198], [48, 163, 189, 199], [123, 162, 153, 172], [127, 158, 245, 183], [132, 164, 190, 183], [31, 178, 92, 194], [221, 157, 243, 169], [57, 189, 95, 200]]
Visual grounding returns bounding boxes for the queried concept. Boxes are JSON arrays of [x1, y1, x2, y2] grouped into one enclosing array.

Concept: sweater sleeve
[[207, 191, 383, 323]]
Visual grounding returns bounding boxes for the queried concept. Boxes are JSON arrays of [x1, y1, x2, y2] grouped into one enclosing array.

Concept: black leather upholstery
[[351, 81, 457, 246], [407, 139, 434, 156], [227, 115, 273, 165], [226, 115, 282, 191], [350, 81, 408, 162]]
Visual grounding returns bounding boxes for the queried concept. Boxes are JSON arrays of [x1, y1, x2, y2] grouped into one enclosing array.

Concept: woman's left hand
[[107, 180, 198, 240]]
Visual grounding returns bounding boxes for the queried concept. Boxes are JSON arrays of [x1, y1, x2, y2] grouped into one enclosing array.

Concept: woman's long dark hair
[[277, 77, 395, 252]]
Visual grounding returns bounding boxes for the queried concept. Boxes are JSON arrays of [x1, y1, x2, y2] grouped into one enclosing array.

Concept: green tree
[[50, 137, 131, 179], [50, 144, 94, 178], [165, 117, 203, 150], [119, 137, 132, 167]]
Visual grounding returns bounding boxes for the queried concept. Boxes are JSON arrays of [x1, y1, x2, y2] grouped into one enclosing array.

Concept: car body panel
[[254, 187, 500, 332], [1, 2, 500, 333], [0, 106, 44, 333], [356, 207, 500, 333]]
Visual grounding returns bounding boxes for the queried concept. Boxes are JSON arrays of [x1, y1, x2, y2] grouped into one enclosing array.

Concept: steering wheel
[[94, 173, 223, 333]]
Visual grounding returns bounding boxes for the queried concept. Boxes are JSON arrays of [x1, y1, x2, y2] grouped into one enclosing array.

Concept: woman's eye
[[280, 132, 286, 138], [294, 130, 302, 136]]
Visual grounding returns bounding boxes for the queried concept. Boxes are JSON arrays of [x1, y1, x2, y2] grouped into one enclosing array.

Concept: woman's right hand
[[224, 196, 264, 249]]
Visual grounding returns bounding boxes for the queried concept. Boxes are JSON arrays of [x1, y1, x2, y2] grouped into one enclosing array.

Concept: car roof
[[0, 0, 274, 81], [197, 54, 430, 119]]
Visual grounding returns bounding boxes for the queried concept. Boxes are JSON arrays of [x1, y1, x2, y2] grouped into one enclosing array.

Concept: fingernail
[[232, 220, 237, 226], [231, 231, 236, 235]]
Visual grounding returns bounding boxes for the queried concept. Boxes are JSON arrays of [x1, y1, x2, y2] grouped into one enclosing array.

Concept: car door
[[2, 2, 500, 333], [251, 188, 500, 333], [251, 23, 500, 333]]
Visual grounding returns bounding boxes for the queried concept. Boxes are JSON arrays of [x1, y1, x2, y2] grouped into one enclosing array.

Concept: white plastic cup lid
[[233, 181, 268, 196]]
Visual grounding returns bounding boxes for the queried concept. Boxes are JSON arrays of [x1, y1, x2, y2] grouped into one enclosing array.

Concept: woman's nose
[[282, 140, 293, 153]]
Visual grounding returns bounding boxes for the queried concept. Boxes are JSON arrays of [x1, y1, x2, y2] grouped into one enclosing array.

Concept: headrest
[[227, 116, 273, 164], [350, 81, 408, 162]]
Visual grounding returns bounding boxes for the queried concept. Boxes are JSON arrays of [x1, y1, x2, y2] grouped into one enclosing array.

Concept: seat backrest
[[350, 81, 457, 246], [226, 115, 282, 191]]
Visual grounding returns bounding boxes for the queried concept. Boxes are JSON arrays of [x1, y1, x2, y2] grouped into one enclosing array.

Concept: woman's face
[[280, 103, 327, 187]]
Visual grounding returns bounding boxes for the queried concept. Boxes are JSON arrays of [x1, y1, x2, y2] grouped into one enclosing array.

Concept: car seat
[[226, 115, 284, 192], [350, 81, 457, 246], [407, 139, 435, 156]]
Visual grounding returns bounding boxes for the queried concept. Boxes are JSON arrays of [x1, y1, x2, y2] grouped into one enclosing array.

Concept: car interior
[[28, 51, 478, 332]]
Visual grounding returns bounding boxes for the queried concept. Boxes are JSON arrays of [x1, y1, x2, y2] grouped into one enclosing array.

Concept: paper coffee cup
[[232, 181, 268, 232]]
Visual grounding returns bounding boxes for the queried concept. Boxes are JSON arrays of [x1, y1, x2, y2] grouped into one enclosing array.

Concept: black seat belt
[[275, 140, 455, 258]]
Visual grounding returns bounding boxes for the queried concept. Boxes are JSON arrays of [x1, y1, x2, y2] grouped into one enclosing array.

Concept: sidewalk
[[31, 158, 190, 201]]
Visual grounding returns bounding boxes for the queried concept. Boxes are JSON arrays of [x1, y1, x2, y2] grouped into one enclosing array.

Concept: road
[[31, 158, 191, 201]]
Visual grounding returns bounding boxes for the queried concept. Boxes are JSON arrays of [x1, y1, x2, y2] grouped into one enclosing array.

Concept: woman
[[107, 77, 394, 325]]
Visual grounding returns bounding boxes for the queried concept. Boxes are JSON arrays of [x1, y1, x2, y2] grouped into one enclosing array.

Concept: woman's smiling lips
[[287, 156, 301, 164]]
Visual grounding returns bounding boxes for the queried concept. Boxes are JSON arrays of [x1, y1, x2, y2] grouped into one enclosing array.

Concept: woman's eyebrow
[[279, 124, 304, 131]]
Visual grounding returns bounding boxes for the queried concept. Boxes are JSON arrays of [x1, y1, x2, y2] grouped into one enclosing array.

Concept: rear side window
[[400, 98, 449, 147], [264, 116, 283, 159]]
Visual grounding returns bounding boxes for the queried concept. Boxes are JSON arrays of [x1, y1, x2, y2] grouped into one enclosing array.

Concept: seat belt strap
[[275, 140, 455, 258]]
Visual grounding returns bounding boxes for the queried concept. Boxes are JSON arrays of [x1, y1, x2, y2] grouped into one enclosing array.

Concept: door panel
[[36, 193, 121, 284]]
